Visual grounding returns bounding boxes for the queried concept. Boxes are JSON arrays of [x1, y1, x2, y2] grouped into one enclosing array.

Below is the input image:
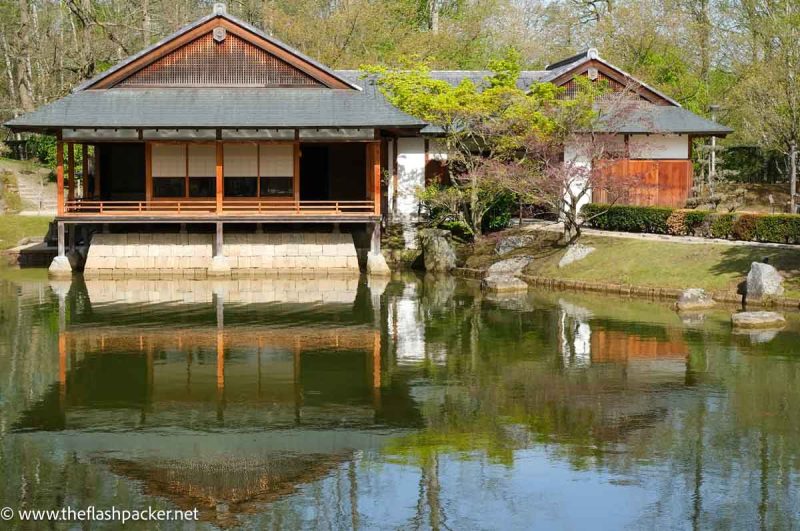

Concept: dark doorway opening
[[300, 145, 329, 201], [98, 143, 146, 200], [299, 143, 367, 201]]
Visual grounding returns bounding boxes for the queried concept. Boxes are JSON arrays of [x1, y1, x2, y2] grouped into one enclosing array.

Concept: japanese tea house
[[4, 3, 731, 278]]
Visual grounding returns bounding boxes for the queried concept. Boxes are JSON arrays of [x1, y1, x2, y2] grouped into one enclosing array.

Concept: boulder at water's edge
[[419, 229, 457, 273], [746, 262, 784, 300]]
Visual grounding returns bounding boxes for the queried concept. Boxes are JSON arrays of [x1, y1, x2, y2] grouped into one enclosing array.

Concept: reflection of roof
[[104, 453, 346, 525]]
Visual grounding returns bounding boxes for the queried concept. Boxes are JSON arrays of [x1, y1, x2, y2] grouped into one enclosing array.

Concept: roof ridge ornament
[[213, 3, 227, 15], [587, 48, 599, 60]]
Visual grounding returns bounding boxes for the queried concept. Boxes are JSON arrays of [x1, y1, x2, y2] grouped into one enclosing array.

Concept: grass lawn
[[526, 235, 800, 299], [0, 215, 52, 250]]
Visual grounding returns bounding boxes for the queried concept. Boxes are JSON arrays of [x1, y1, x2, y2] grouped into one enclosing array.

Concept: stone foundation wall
[[84, 233, 360, 277]]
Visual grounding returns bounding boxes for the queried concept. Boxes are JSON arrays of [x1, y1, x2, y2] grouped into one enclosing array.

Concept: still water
[[1, 272, 799, 529]]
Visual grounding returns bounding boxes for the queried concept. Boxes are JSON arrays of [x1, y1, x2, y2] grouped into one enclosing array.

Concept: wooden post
[[56, 141, 64, 215], [145, 142, 153, 203], [293, 141, 300, 207], [93, 144, 101, 199], [216, 142, 223, 214], [67, 143, 75, 202], [81, 144, 88, 199], [367, 142, 381, 215]]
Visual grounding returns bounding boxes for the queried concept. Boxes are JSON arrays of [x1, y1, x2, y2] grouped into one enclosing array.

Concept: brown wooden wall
[[594, 159, 693, 208]]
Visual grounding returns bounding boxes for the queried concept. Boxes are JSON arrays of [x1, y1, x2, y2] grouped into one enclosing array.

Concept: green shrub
[[582, 204, 672, 234], [753, 214, 800, 243], [684, 210, 710, 235], [709, 213, 734, 239], [482, 191, 515, 233], [731, 214, 758, 241], [583, 203, 800, 244]]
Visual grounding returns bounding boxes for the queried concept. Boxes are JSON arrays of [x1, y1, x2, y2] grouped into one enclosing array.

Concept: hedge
[[582, 204, 800, 244]]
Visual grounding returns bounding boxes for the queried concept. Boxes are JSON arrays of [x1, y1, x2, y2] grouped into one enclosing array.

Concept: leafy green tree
[[364, 52, 567, 236]]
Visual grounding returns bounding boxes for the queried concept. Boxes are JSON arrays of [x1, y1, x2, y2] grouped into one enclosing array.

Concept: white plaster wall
[[394, 137, 426, 248], [395, 137, 426, 217], [629, 134, 689, 159]]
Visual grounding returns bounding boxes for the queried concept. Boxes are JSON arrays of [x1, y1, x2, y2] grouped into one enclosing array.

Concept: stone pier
[[83, 232, 360, 277]]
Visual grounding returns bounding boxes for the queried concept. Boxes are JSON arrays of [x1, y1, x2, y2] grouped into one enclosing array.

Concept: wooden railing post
[[145, 142, 152, 206], [216, 142, 223, 215], [56, 141, 64, 216], [67, 143, 75, 203], [81, 144, 88, 199], [367, 141, 381, 215]]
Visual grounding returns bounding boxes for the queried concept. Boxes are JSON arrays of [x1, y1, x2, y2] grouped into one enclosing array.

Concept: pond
[[0, 271, 799, 529]]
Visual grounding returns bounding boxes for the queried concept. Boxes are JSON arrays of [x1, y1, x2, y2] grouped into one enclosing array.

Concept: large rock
[[419, 229, 456, 273], [558, 243, 595, 268], [675, 288, 716, 311], [487, 256, 533, 277], [746, 262, 784, 300], [482, 256, 532, 294], [481, 275, 528, 293], [731, 311, 786, 330], [494, 234, 537, 255]]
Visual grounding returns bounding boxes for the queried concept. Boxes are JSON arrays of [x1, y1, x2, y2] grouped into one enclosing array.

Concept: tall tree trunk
[[142, 0, 151, 46], [16, 0, 35, 112], [790, 139, 797, 214]]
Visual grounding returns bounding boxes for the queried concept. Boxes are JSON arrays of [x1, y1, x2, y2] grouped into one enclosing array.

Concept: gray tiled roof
[[4, 88, 427, 131], [594, 105, 733, 135]]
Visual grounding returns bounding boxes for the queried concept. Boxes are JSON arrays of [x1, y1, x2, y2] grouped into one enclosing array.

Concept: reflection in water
[[1, 274, 800, 529]]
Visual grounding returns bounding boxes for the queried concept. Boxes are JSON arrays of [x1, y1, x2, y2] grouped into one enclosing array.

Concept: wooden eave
[[84, 17, 353, 90]]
